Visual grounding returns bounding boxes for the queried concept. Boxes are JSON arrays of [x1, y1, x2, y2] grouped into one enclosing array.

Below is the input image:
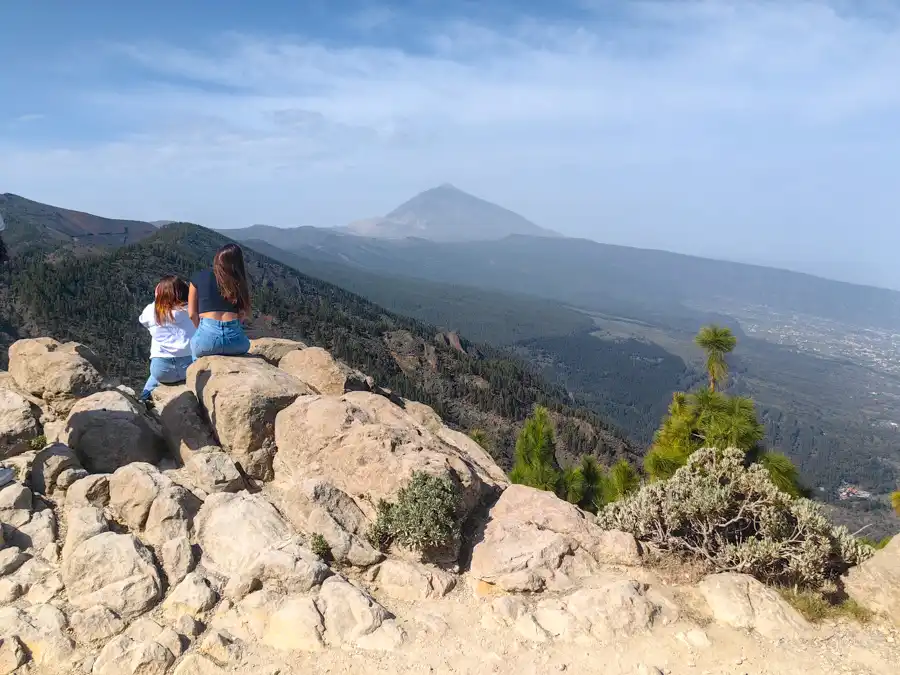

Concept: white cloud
[[2, 1, 899, 285]]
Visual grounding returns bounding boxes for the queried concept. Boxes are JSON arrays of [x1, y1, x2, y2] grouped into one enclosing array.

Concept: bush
[[309, 533, 332, 562], [596, 447, 873, 589], [29, 434, 47, 451], [779, 589, 872, 624], [366, 471, 461, 557]]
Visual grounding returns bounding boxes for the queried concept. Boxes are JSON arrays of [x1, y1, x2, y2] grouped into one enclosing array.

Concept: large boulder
[[698, 573, 810, 638], [29, 443, 86, 496], [470, 484, 640, 592], [248, 338, 307, 366], [8, 338, 104, 414], [187, 356, 313, 480], [0, 388, 40, 458], [845, 535, 900, 626], [149, 384, 217, 464], [62, 391, 165, 473], [279, 347, 374, 396], [195, 492, 296, 579], [0, 604, 78, 671], [272, 392, 506, 529]]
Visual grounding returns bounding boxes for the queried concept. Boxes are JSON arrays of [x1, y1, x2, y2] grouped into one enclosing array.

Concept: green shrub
[[779, 588, 873, 624], [29, 434, 47, 451], [309, 533, 332, 562], [366, 471, 461, 557], [597, 447, 873, 589]]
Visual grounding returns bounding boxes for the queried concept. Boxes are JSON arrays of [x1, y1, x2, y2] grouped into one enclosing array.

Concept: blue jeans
[[140, 355, 193, 399], [190, 318, 250, 360]]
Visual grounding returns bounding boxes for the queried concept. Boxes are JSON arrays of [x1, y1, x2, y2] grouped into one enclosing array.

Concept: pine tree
[[695, 324, 737, 391], [509, 406, 562, 492]]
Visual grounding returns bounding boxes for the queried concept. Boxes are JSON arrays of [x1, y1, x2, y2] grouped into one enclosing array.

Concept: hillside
[[0, 193, 157, 255], [338, 183, 560, 241], [0, 222, 634, 471]]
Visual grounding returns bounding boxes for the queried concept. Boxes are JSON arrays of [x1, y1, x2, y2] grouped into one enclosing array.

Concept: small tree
[[468, 429, 491, 451], [695, 324, 737, 392], [509, 406, 561, 492], [892, 490, 900, 516]]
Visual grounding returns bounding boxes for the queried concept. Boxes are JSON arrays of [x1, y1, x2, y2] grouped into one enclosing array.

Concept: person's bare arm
[[188, 284, 200, 327]]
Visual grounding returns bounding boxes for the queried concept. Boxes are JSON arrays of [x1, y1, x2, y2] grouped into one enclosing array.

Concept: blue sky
[[2, 0, 899, 288]]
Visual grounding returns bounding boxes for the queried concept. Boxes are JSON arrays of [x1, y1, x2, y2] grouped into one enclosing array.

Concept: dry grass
[[779, 588, 873, 624]]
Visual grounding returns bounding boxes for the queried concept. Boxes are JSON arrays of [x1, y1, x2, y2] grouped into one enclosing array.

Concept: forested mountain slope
[[0, 223, 635, 470]]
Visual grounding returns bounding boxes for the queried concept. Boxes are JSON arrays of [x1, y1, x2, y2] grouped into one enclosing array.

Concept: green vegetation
[[893, 490, 900, 516], [694, 324, 737, 391], [510, 406, 640, 512], [366, 472, 461, 557], [468, 429, 491, 451], [859, 535, 892, 550], [598, 447, 873, 589], [309, 533, 332, 562], [779, 589, 873, 624], [28, 434, 47, 451]]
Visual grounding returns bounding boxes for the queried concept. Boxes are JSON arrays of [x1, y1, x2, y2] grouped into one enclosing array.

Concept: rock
[[63, 391, 164, 473], [30, 443, 83, 495], [698, 573, 810, 638], [0, 388, 40, 458], [8, 338, 104, 414], [269, 478, 382, 567], [262, 596, 324, 651], [143, 483, 193, 546], [174, 614, 204, 638], [0, 635, 26, 674], [185, 451, 244, 494], [224, 543, 330, 601], [279, 347, 373, 395], [248, 338, 307, 366], [0, 581, 22, 604], [187, 356, 313, 480], [272, 392, 506, 540], [199, 629, 242, 663], [65, 474, 110, 508], [367, 559, 457, 601], [0, 604, 77, 670], [108, 463, 170, 532], [195, 492, 296, 579], [0, 482, 31, 527], [560, 580, 667, 640], [164, 573, 218, 618], [70, 606, 126, 643], [470, 484, 640, 591], [172, 655, 227, 675], [40, 542, 60, 564], [91, 634, 174, 675], [62, 506, 109, 561], [63, 531, 163, 620], [0, 547, 28, 576], [845, 535, 900, 626], [9, 505, 58, 551], [161, 536, 195, 586], [25, 572, 63, 603], [150, 385, 218, 465], [317, 576, 392, 645]]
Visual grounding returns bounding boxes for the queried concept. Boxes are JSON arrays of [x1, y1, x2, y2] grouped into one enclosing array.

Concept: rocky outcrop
[[279, 347, 374, 395], [0, 388, 40, 458], [187, 357, 313, 480], [845, 535, 900, 626], [248, 337, 307, 366], [62, 391, 165, 473], [697, 573, 810, 638], [470, 484, 640, 591], [8, 338, 104, 414]]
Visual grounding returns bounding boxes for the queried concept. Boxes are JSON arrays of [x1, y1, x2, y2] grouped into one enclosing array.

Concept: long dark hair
[[154, 275, 189, 325], [213, 243, 251, 315]]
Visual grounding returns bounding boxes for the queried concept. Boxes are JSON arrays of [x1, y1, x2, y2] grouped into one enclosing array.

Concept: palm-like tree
[[695, 324, 738, 391]]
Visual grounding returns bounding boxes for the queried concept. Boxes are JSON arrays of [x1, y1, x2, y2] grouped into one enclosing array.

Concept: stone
[[0, 482, 31, 527], [143, 483, 193, 546], [174, 614, 204, 638], [224, 543, 330, 601], [248, 338, 307, 366], [155, 627, 185, 659], [187, 356, 313, 480], [199, 629, 242, 663], [150, 384, 218, 464], [29, 443, 83, 495], [40, 542, 60, 564], [62, 506, 109, 561], [63, 531, 163, 620], [185, 451, 244, 493], [698, 573, 810, 638], [317, 576, 391, 645], [262, 596, 324, 651], [279, 347, 373, 396], [366, 559, 457, 601], [0, 581, 23, 604], [0, 604, 77, 671], [70, 606, 126, 643], [108, 463, 170, 532], [8, 338, 104, 414], [91, 634, 174, 675], [845, 535, 900, 626], [0, 635, 26, 674], [25, 572, 64, 604], [164, 572, 219, 618], [272, 392, 506, 538], [13, 507, 58, 551], [65, 474, 110, 508], [161, 536, 195, 586], [561, 580, 666, 640], [593, 529, 643, 566], [0, 388, 40, 458], [195, 492, 296, 579], [62, 391, 164, 473], [172, 655, 227, 675], [0, 547, 28, 576]]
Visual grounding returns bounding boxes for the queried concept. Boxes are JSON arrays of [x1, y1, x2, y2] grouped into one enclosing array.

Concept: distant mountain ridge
[[338, 183, 561, 241]]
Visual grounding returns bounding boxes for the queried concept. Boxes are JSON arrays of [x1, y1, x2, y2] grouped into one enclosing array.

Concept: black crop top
[[191, 269, 239, 314]]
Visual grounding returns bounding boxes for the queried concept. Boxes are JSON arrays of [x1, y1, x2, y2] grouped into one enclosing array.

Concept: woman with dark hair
[[188, 243, 252, 359], [138, 275, 195, 400]]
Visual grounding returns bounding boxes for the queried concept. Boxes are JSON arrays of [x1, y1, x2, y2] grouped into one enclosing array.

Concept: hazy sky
[[1, 1, 899, 288]]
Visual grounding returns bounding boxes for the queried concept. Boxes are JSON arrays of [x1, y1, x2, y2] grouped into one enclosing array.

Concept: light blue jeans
[[190, 318, 250, 360], [140, 355, 194, 400]]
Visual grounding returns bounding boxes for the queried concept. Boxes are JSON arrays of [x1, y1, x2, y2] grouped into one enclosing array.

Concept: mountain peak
[[341, 185, 561, 242]]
